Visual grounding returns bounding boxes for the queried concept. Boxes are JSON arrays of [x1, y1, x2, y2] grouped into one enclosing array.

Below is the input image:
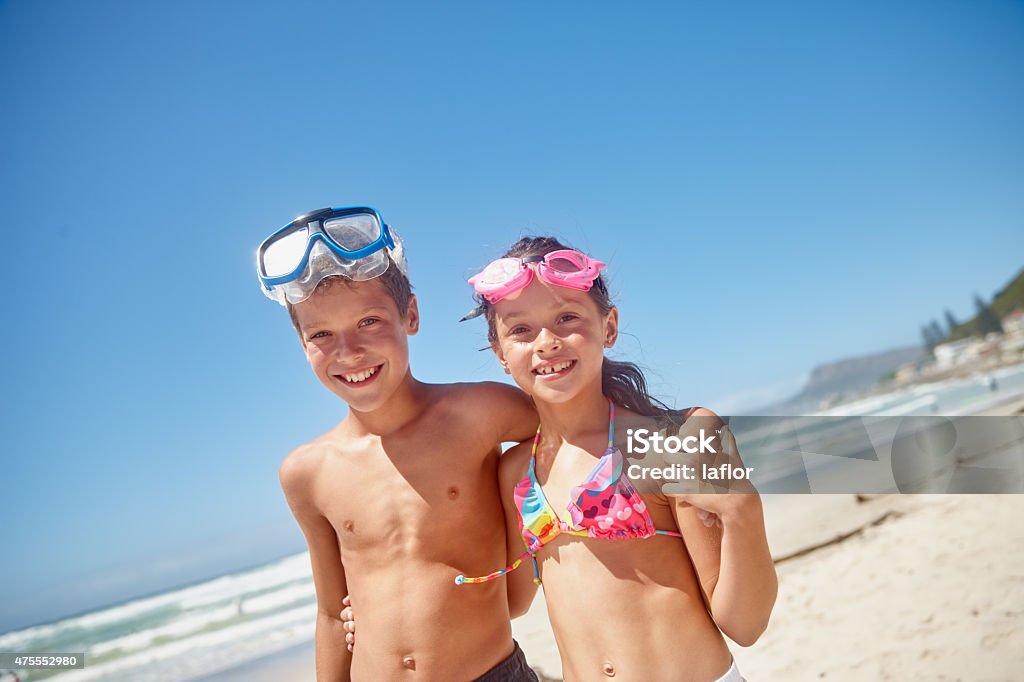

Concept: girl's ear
[[604, 306, 619, 348], [491, 342, 510, 374]]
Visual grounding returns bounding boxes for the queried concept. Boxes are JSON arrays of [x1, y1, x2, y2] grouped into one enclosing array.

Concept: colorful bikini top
[[455, 400, 683, 586]]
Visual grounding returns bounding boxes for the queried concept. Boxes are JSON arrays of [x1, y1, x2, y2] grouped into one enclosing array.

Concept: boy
[[257, 207, 540, 681]]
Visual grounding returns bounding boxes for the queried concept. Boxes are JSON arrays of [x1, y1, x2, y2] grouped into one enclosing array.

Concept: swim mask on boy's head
[[256, 206, 408, 306]]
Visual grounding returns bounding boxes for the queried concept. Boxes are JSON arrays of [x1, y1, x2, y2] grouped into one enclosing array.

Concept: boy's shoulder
[[415, 381, 533, 429], [277, 428, 342, 501], [428, 380, 530, 410], [419, 381, 536, 448]]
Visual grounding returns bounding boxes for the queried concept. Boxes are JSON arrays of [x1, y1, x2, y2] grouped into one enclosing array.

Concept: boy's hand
[[340, 595, 356, 652]]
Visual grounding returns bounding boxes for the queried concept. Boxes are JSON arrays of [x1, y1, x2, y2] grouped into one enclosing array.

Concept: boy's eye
[[359, 317, 380, 328], [308, 330, 329, 340]]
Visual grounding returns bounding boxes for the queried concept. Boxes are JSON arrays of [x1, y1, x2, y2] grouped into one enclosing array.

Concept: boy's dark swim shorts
[[471, 640, 540, 682]]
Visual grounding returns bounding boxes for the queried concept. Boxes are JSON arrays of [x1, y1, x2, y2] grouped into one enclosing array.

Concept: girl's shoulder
[[679, 406, 722, 419], [646, 407, 725, 438]]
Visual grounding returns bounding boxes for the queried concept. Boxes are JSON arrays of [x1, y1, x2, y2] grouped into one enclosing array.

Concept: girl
[[344, 237, 776, 680], [457, 236, 776, 681]]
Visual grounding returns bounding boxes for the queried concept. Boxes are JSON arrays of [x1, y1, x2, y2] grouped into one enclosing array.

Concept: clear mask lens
[[323, 214, 382, 251], [262, 227, 310, 278]]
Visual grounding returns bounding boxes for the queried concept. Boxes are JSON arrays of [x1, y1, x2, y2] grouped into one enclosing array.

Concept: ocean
[[0, 553, 317, 681]]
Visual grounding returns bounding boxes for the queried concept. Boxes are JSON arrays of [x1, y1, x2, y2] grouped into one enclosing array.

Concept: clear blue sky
[[2, 0, 1021, 632]]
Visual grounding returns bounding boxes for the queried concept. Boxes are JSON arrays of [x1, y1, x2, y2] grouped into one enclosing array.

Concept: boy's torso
[[307, 384, 517, 680]]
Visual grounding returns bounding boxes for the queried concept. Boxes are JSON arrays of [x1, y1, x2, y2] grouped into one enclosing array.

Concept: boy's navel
[[343, 520, 355, 533], [447, 486, 459, 500]]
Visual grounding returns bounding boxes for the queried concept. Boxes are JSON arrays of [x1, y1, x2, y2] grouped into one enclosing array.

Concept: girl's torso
[[509, 406, 735, 681]]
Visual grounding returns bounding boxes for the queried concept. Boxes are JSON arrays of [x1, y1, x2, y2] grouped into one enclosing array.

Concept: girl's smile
[[532, 359, 578, 379]]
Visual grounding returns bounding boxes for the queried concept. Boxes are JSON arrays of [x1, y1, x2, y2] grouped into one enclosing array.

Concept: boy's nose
[[333, 333, 366, 362]]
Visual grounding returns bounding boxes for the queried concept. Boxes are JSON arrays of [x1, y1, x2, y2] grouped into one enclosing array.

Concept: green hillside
[[991, 268, 1024, 319], [946, 268, 1024, 342]]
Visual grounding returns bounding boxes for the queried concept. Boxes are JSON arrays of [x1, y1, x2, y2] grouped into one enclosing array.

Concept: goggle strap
[[459, 304, 486, 322]]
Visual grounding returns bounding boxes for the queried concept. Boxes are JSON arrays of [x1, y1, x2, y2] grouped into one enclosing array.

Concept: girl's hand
[[340, 595, 355, 652], [670, 422, 759, 524]]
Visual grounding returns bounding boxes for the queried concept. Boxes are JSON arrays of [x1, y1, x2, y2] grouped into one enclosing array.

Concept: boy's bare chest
[[313, 441, 502, 553]]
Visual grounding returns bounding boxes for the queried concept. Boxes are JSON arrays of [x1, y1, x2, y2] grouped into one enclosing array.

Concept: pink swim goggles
[[468, 250, 607, 304]]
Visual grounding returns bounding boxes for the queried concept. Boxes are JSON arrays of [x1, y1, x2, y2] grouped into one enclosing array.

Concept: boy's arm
[[474, 382, 537, 444], [279, 446, 352, 682], [498, 442, 538, 618]]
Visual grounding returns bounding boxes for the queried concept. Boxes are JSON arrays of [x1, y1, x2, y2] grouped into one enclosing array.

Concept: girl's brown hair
[[478, 236, 675, 417]]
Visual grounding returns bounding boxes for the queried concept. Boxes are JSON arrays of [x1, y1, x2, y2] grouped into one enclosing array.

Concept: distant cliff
[[757, 345, 924, 414]]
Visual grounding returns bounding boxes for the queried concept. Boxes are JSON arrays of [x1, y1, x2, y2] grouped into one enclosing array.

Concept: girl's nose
[[535, 327, 561, 352]]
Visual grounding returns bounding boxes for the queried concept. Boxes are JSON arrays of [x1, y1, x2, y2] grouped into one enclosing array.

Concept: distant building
[[1002, 308, 1024, 336], [997, 309, 1024, 361], [933, 337, 982, 371]]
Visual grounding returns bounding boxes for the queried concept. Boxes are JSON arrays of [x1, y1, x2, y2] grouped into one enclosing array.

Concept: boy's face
[[293, 278, 419, 413]]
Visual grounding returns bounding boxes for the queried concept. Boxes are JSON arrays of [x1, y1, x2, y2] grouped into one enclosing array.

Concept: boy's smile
[[335, 363, 384, 386]]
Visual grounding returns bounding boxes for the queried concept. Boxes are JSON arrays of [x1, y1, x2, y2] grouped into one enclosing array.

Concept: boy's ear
[[603, 306, 619, 349], [405, 295, 420, 335]]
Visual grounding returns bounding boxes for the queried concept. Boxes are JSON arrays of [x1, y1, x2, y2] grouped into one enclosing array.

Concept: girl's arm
[[669, 410, 777, 646], [675, 493, 776, 646]]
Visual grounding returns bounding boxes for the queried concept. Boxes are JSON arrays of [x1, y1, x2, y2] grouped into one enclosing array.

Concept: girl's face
[[491, 276, 618, 405]]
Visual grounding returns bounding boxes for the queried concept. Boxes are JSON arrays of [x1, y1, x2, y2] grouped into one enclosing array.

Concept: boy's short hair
[[285, 253, 413, 336]]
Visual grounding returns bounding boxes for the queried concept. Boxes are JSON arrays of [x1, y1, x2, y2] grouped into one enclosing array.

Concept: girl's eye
[[509, 326, 529, 335], [558, 313, 579, 323]]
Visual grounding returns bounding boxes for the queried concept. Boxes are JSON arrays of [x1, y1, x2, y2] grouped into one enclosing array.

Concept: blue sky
[[1, 0, 1022, 632]]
